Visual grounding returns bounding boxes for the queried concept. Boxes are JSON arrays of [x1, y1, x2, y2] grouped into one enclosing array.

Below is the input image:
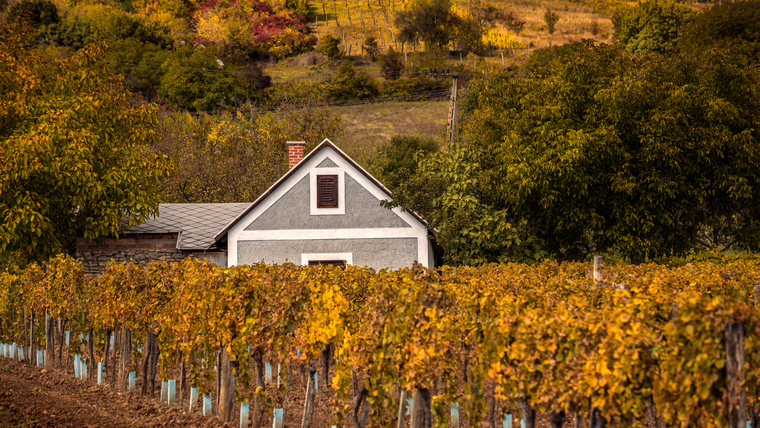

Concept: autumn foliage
[[3, 256, 760, 426]]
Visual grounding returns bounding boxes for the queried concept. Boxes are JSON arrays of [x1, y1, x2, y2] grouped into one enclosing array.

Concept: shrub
[[326, 60, 378, 100]]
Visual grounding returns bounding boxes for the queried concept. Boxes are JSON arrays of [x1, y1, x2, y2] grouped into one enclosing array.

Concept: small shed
[[75, 203, 249, 275]]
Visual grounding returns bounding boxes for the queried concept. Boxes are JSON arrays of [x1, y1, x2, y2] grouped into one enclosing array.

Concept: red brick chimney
[[287, 141, 306, 170]]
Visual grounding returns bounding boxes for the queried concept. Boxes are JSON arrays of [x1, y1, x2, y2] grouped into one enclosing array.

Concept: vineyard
[[306, 0, 613, 56], [2, 255, 760, 427]]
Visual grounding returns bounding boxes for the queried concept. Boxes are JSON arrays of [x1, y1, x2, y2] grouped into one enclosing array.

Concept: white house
[[215, 139, 435, 269]]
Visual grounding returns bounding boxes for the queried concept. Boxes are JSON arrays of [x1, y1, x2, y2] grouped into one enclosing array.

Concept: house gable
[[222, 139, 433, 269], [244, 174, 412, 230]]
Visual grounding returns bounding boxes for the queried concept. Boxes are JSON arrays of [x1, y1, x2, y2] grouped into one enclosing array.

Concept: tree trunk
[[410, 387, 431, 428], [488, 385, 496, 428], [353, 385, 368, 428], [29, 310, 35, 365], [301, 366, 317, 428], [111, 326, 119, 387], [321, 344, 331, 387], [590, 407, 606, 428], [149, 330, 159, 398], [252, 351, 266, 428], [216, 350, 222, 410], [45, 311, 54, 369], [88, 328, 95, 383], [141, 328, 152, 396], [118, 326, 131, 391], [218, 348, 236, 423], [549, 411, 565, 428], [645, 400, 666, 428], [517, 397, 534, 428], [23, 307, 28, 363], [56, 318, 66, 369], [103, 329, 111, 385], [179, 350, 186, 403], [726, 321, 747, 428]]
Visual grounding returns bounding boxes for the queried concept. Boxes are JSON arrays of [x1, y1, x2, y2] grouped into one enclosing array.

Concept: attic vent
[[317, 175, 338, 208]]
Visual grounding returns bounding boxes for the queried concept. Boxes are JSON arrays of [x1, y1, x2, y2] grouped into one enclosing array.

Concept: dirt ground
[[0, 355, 572, 428], [0, 358, 223, 428]]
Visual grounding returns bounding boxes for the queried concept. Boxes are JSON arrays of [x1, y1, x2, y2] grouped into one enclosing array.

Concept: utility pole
[[429, 69, 459, 144]]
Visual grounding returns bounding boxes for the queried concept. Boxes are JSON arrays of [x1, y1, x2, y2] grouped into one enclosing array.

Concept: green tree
[[616, 0, 696, 54], [374, 136, 439, 191], [363, 36, 379, 61], [7, 0, 59, 27], [394, 0, 457, 50], [0, 31, 171, 261], [543, 9, 559, 35], [380, 47, 405, 80], [418, 41, 760, 263], [159, 45, 268, 111], [317, 34, 342, 59], [679, 1, 760, 62]]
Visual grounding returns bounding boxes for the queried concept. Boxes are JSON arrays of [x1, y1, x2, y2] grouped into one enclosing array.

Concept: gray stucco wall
[[316, 157, 338, 167], [246, 174, 411, 230], [237, 238, 419, 270]]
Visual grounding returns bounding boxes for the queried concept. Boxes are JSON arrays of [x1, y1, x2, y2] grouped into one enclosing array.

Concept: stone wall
[[76, 234, 187, 275]]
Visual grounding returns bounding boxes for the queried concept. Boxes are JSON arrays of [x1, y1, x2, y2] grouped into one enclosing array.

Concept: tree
[[380, 47, 405, 80], [363, 36, 379, 61], [0, 30, 171, 261], [374, 136, 439, 191], [159, 45, 269, 112], [156, 87, 343, 203], [7, 0, 58, 27], [543, 9, 559, 35], [616, 0, 696, 54], [317, 34, 342, 59], [394, 0, 457, 50], [403, 41, 760, 263], [679, 1, 760, 62]]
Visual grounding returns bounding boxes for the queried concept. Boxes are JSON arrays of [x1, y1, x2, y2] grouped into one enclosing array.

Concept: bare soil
[[0, 358, 222, 428]]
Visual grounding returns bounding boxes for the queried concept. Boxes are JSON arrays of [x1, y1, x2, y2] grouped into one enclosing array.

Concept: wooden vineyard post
[[118, 326, 132, 391], [593, 255, 603, 287], [396, 389, 408, 428], [301, 366, 317, 428], [410, 387, 431, 428], [725, 320, 747, 428], [517, 396, 534, 428]]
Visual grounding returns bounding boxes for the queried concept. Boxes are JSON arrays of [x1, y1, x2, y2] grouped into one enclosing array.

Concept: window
[[308, 260, 347, 269], [302, 253, 353, 266], [317, 175, 338, 208]]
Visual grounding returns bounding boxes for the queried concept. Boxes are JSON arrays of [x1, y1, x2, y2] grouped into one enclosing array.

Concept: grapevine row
[[1, 255, 760, 427]]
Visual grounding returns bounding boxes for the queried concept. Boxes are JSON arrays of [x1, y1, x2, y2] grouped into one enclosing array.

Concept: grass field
[[333, 100, 449, 167]]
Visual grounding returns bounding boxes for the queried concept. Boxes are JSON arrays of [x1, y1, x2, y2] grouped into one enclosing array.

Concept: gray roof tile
[[125, 203, 251, 250]]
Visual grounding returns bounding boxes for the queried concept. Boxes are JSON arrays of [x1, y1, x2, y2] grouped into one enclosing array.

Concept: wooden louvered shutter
[[317, 175, 338, 208]]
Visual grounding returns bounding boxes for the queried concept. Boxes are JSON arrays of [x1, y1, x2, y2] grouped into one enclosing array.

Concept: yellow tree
[[0, 27, 171, 261]]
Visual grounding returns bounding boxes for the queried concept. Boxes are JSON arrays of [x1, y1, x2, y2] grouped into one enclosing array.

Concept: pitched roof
[[125, 203, 251, 250], [214, 139, 426, 241]]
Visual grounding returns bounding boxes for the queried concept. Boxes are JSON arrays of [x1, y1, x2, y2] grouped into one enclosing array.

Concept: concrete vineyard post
[[189, 387, 198, 414], [451, 402, 460, 428]]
